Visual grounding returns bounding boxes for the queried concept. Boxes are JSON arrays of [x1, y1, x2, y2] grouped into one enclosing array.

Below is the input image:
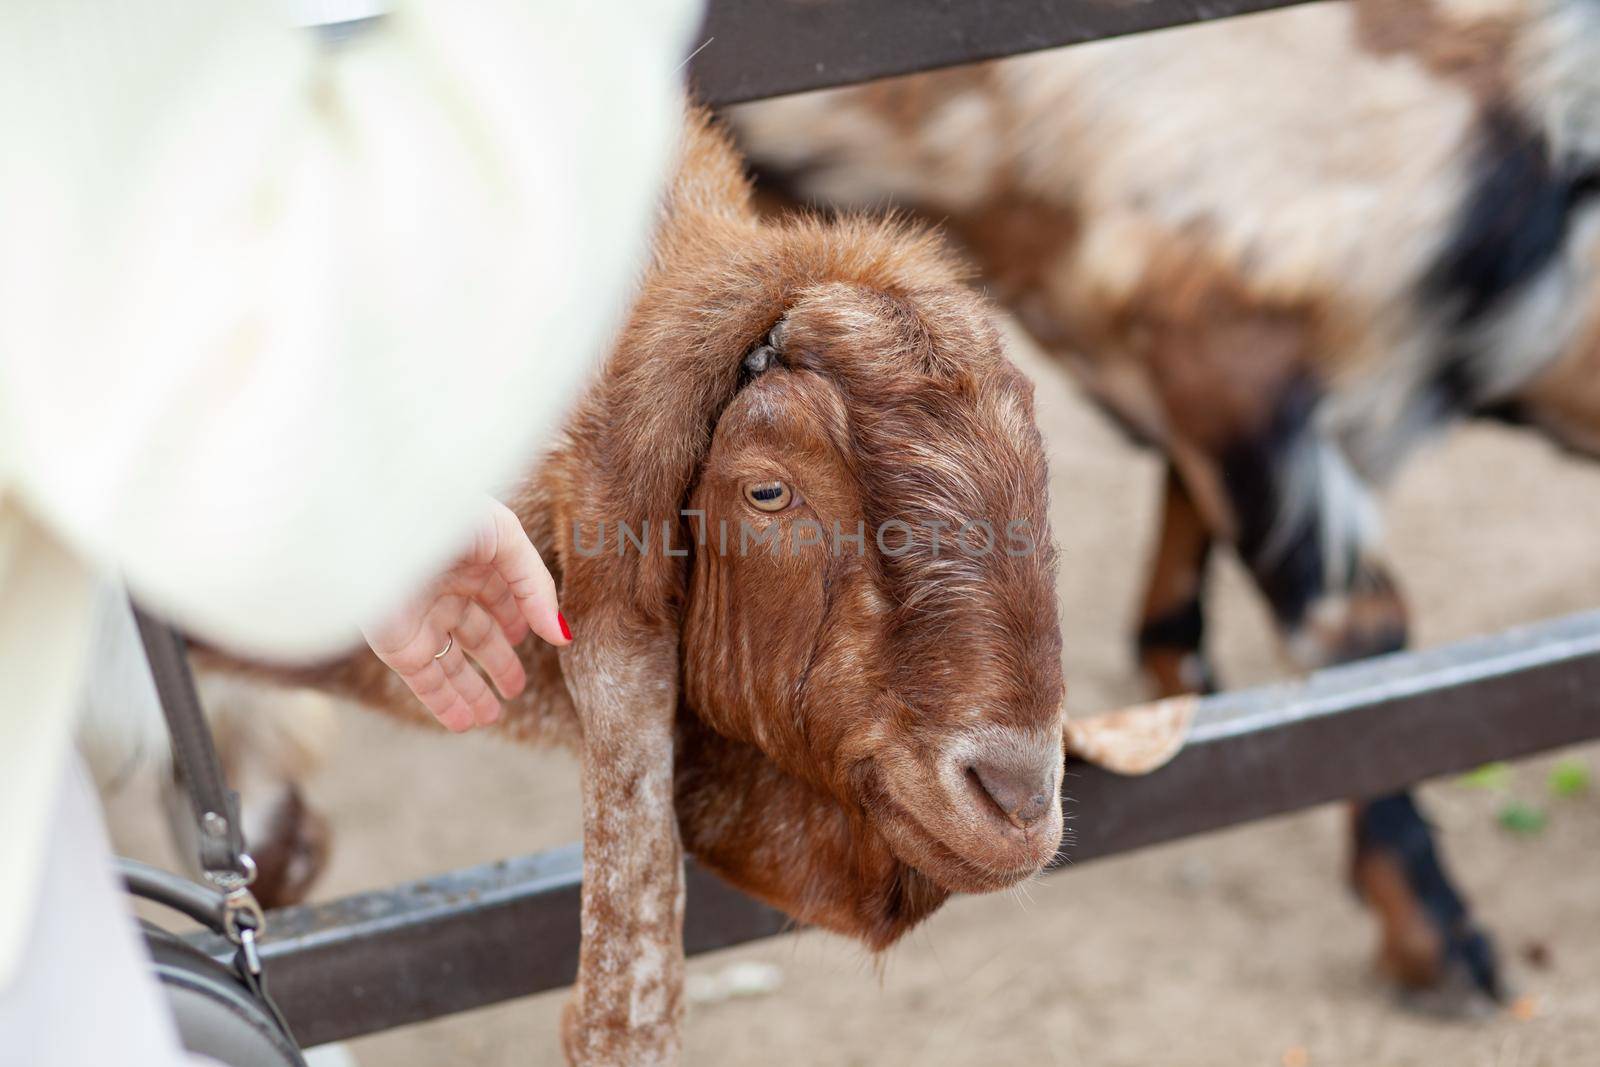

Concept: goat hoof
[[1392, 946, 1505, 1020], [1353, 793, 1505, 1017], [1380, 912, 1505, 1019]]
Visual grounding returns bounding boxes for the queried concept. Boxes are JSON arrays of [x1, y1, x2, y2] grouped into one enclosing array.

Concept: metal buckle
[[204, 851, 258, 894], [208, 853, 268, 969], [221, 886, 267, 945]]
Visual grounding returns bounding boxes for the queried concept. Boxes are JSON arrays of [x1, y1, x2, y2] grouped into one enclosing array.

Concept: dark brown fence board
[[689, 0, 1316, 106]]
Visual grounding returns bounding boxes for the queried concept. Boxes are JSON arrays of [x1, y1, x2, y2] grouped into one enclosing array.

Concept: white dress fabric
[[0, 0, 703, 1042]]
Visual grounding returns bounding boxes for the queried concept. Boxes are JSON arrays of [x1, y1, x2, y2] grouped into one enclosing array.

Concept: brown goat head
[[665, 280, 1064, 946], [532, 113, 1070, 962]]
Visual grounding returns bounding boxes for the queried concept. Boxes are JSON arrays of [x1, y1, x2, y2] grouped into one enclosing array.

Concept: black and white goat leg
[[1216, 376, 1404, 670], [1351, 794, 1505, 1011], [1217, 398, 1503, 1010]]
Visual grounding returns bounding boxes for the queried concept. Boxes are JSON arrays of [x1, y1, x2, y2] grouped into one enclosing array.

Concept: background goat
[[78, 589, 335, 908], [730, 0, 1600, 1010], [188, 107, 1183, 1064]]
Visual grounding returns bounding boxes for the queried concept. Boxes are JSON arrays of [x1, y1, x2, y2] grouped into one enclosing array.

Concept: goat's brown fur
[[203, 108, 1072, 1063]]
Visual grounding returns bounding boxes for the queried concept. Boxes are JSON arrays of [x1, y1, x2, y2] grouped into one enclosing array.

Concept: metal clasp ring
[[204, 852, 258, 894]]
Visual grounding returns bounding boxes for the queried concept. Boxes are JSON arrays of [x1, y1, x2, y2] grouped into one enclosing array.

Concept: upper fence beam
[[194, 610, 1600, 1047], [689, 0, 1316, 106]]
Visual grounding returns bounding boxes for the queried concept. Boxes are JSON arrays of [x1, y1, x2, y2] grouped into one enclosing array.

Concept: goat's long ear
[[545, 228, 789, 1059], [1062, 695, 1196, 775]]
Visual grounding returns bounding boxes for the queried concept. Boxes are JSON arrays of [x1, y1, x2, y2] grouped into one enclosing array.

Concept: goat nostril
[[969, 759, 1056, 830]]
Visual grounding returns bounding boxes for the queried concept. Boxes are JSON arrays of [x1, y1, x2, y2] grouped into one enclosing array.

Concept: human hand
[[362, 498, 570, 732]]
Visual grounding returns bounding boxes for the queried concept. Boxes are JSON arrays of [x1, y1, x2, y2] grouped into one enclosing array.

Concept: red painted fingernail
[[558, 612, 572, 642]]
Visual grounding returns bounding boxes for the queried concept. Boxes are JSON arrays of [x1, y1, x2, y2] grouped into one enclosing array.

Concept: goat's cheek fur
[[680, 518, 829, 760], [679, 375, 888, 794], [672, 712, 948, 950]]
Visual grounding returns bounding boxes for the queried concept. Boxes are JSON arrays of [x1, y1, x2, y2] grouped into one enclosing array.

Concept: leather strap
[[130, 602, 251, 884]]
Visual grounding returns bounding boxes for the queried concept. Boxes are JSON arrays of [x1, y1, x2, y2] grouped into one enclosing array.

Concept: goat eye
[[743, 480, 793, 512]]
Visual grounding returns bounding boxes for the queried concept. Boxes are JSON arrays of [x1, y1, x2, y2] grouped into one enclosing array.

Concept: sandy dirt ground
[[107, 326, 1600, 1066]]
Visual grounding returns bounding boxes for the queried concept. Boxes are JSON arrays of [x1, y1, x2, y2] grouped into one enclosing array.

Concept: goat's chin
[[865, 767, 1063, 895]]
